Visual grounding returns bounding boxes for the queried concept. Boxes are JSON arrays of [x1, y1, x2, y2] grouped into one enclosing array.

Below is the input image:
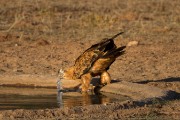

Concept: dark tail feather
[[98, 32, 125, 52], [99, 31, 124, 48], [103, 46, 126, 58], [110, 32, 124, 40], [97, 40, 111, 51], [114, 51, 125, 58], [88, 32, 124, 52]]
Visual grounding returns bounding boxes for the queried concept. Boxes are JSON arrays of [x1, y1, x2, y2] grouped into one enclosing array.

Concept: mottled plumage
[[64, 32, 126, 92]]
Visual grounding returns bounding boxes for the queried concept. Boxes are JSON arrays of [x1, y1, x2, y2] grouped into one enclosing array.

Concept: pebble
[[127, 41, 139, 47], [0, 114, 3, 119]]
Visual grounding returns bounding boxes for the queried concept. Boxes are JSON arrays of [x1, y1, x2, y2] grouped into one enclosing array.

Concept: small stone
[[127, 41, 139, 47], [10, 115, 14, 119], [15, 43, 18, 46], [0, 114, 3, 119]]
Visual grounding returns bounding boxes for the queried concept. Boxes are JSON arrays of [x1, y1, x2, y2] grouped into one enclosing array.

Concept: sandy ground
[[0, 0, 180, 119]]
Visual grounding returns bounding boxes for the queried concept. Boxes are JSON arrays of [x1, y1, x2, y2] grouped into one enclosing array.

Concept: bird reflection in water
[[57, 91, 111, 108]]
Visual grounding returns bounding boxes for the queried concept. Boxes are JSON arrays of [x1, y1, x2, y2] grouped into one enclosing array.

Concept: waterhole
[[0, 87, 129, 110]]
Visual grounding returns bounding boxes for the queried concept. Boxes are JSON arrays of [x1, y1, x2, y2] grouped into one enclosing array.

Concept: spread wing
[[73, 32, 124, 78]]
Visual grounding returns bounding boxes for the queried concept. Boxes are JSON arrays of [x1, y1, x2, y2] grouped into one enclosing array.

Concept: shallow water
[[0, 87, 129, 110]]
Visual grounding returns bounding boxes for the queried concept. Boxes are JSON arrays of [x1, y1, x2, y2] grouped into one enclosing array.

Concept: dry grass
[[0, 0, 179, 44]]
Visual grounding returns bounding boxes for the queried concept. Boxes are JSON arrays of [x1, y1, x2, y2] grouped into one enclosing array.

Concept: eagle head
[[63, 67, 75, 80]]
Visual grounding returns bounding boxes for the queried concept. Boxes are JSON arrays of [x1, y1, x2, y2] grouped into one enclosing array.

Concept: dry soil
[[0, 0, 180, 119]]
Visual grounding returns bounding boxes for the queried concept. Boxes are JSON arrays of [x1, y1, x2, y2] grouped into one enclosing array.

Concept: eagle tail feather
[[103, 46, 126, 58], [110, 32, 124, 40]]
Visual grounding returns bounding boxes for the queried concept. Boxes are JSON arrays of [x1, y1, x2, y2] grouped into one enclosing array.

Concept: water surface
[[0, 87, 129, 110]]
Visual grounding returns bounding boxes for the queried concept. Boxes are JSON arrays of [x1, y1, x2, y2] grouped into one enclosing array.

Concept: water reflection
[[0, 87, 129, 110], [57, 91, 114, 108]]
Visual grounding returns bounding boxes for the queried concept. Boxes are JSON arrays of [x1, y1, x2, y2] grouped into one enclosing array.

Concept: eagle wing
[[89, 46, 126, 74], [73, 32, 124, 78]]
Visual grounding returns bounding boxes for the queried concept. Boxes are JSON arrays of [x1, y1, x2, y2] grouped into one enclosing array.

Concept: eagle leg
[[81, 73, 92, 92], [100, 71, 111, 85]]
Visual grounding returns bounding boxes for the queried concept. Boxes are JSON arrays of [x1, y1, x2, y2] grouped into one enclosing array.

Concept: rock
[[100, 81, 177, 101], [0, 75, 81, 89], [0, 114, 3, 119], [127, 41, 138, 47]]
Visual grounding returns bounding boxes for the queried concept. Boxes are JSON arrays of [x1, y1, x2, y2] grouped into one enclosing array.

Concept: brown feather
[[64, 32, 125, 86]]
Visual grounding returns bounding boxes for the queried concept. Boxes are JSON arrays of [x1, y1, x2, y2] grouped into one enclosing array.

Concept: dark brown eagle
[[63, 32, 126, 92]]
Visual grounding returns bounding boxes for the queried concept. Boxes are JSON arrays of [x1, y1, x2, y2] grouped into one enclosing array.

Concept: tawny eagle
[[63, 32, 126, 92]]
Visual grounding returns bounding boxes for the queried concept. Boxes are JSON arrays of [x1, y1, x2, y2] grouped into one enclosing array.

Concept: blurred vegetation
[[0, 0, 179, 44]]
